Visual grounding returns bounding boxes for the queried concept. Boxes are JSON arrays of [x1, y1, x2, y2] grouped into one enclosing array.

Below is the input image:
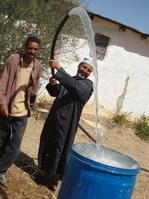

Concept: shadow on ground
[[14, 151, 51, 188]]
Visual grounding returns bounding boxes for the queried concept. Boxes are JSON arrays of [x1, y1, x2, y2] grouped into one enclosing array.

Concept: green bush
[[134, 115, 149, 142], [112, 113, 129, 126]]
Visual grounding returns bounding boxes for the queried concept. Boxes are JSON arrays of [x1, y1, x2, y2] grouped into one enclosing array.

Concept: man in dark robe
[[38, 57, 93, 189]]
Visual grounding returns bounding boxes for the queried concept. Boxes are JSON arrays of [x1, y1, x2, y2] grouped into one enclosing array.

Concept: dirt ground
[[0, 104, 149, 199]]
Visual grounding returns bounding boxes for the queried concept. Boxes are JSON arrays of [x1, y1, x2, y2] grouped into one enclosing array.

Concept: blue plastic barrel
[[58, 143, 139, 199]]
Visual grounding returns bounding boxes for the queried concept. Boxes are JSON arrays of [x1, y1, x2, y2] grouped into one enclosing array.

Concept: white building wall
[[92, 17, 149, 115]]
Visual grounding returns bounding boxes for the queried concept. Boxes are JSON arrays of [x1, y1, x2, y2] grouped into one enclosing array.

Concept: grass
[[134, 115, 149, 142], [112, 113, 149, 142], [112, 113, 129, 126]]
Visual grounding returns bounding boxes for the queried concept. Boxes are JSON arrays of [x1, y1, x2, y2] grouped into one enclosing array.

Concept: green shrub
[[112, 113, 129, 126], [134, 115, 149, 142]]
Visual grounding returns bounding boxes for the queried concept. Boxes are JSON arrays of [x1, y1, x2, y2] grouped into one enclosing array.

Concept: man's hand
[[0, 104, 8, 117], [49, 59, 61, 70], [49, 77, 58, 85]]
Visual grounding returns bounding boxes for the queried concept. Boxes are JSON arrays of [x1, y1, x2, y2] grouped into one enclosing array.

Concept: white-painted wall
[[38, 16, 149, 116], [92, 17, 149, 116]]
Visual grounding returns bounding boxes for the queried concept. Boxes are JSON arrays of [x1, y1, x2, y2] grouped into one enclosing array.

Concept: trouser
[[0, 116, 27, 173]]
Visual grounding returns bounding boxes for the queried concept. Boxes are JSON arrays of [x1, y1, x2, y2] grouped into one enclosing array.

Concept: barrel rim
[[70, 143, 139, 175]]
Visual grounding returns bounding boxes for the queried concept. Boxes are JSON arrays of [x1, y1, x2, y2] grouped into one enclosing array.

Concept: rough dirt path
[[0, 105, 149, 198]]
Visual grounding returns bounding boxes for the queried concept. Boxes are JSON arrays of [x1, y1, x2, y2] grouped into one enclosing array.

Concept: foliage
[[112, 113, 129, 126], [0, 0, 84, 71], [134, 115, 149, 142]]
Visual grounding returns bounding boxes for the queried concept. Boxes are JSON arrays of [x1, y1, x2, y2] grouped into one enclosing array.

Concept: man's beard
[[77, 73, 86, 79]]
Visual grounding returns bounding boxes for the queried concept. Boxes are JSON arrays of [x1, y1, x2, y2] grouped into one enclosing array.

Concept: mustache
[[27, 52, 38, 58]]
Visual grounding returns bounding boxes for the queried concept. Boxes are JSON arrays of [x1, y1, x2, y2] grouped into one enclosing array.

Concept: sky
[[80, 0, 149, 34]]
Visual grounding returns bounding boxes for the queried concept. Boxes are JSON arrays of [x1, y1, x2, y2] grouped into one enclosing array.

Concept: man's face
[[77, 63, 93, 79], [25, 42, 39, 59]]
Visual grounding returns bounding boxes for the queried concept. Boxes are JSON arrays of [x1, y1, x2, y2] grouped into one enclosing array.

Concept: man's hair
[[25, 36, 40, 47]]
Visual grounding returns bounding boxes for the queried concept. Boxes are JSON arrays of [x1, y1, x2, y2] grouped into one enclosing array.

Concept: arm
[[0, 58, 10, 117], [54, 68, 93, 102], [49, 59, 93, 102]]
